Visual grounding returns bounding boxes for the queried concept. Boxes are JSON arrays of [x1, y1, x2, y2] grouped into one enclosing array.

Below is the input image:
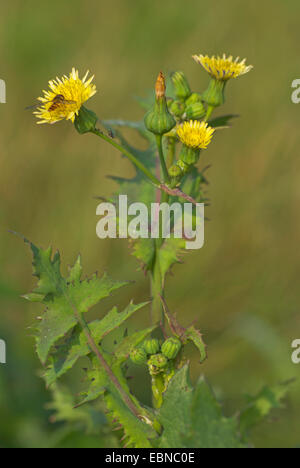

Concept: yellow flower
[[192, 54, 253, 81], [34, 68, 97, 124], [177, 120, 215, 149]]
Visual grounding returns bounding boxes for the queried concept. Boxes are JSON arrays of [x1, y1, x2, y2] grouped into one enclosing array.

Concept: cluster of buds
[[130, 336, 182, 374], [169, 71, 206, 122]]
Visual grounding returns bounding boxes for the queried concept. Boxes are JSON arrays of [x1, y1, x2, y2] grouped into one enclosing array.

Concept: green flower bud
[[74, 106, 98, 134], [171, 71, 191, 100], [177, 159, 190, 175], [143, 339, 160, 355], [144, 72, 176, 136], [185, 92, 202, 106], [168, 164, 183, 188], [169, 164, 182, 178], [148, 353, 168, 375], [130, 347, 147, 365], [179, 144, 200, 166], [169, 99, 185, 118], [202, 78, 226, 107], [161, 337, 182, 359], [185, 102, 206, 120]]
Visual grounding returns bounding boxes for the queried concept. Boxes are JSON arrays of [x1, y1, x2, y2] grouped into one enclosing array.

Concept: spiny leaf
[[161, 298, 207, 364], [79, 356, 157, 448], [158, 365, 245, 448], [184, 326, 207, 363], [46, 384, 106, 434], [238, 380, 294, 438], [158, 237, 186, 285], [23, 240, 128, 364], [44, 302, 149, 386]]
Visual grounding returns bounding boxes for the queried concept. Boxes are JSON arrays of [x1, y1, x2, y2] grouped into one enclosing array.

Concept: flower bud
[[179, 144, 200, 166], [130, 347, 147, 365], [143, 339, 160, 355], [168, 164, 183, 188], [177, 159, 190, 175], [148, 353, 168, 375], [171, 71, 191, 100], [185, 102, 206, 120], [185, 92, 202, 106], [74, 106, 98, 134], [169, 100, 185, 118], [202, 78, 226, 107], [144, 72, 176, 135], [161, 337, 182, 359]]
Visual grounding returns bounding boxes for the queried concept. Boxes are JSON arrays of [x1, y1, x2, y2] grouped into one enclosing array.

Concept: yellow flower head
[[192, 54, 253, 81], [34, 68, 97, 124], [177, 120, 215, 149]]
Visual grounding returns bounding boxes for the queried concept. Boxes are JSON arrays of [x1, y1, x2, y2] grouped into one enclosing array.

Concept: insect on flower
[[26, 94, 76, 112], [28, 68, 97, 124]]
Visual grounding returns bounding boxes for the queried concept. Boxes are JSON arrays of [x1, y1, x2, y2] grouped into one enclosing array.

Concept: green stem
[[205, 105, 214, 122], [151, 245, 163, 325], [166, 137, 176, 169], [73, 308, 142, 419], [91, 128, 160, 187], [156, 135, 170, 183]]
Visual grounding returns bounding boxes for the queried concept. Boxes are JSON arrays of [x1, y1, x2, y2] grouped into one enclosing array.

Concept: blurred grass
[[0, 0, 300, 448]]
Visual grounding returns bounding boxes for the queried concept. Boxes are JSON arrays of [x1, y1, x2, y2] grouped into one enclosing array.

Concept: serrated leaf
[[238, 380, 293, 438], [158, 237, 186, 284], [44, 302, 149, 386], [113, 326, 156, 364], [184, 326, 207, 363], [131, 238, 155, 272], [158, 365, 245, 448], [46, 384, 106, 434], [24, 240, 129, 364], [79, 356, 156, 448]]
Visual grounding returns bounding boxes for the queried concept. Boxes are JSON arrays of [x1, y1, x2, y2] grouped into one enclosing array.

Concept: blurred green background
[[0, 0, 299, 448]]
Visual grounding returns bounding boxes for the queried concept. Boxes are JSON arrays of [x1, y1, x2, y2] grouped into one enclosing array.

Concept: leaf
[[44, 302, 149, 386], [158, 237, 186, 285], [208, 114, 239, 128], [158, 365, 245, 448], [184, 326, 207, 363], [46, 384, 106, 434], [130, 238, 156, 272], [79, 356, 156, 448], [161, 298, 207, 364], [24, 240, 128, 364], [238, 380, 294, 438]]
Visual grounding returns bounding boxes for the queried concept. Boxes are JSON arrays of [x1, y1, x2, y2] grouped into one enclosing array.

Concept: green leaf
[[184, 326, 207, 363], [24, 240, 128, 364], [44, 302, 149, 386], [208, 114, 239, 128], [238, 380, 293, 438], [131, 238, 155, 272], [79, 356, 157, 448], [158, 237, 185, 284], [46, 384, 106, 435], [158, 365, 246, 448]]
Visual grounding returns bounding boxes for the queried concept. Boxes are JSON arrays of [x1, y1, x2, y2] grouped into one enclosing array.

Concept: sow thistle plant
[[19, 54, 291, 448]]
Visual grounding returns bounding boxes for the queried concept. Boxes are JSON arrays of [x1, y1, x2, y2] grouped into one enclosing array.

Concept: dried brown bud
[[155, 71, 166, 99]]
